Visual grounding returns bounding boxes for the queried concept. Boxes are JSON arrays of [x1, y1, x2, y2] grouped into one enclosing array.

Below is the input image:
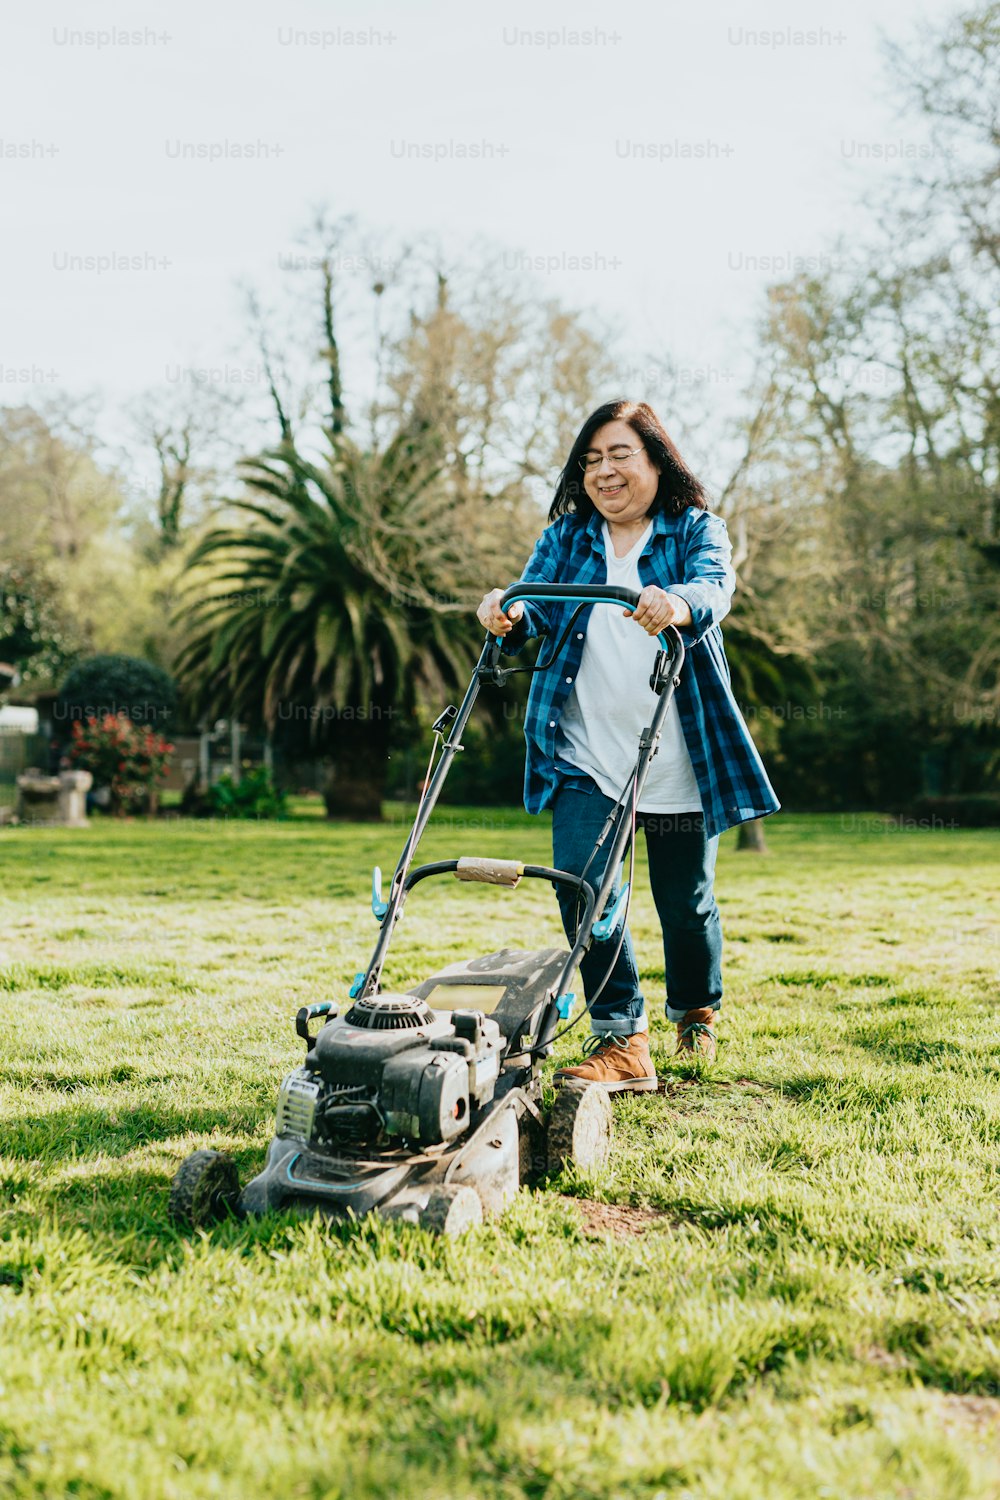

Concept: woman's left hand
[[624, 586, 692, 636]]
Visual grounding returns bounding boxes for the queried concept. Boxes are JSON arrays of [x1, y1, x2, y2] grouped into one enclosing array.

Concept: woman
[[477, 399, 778, 1090]]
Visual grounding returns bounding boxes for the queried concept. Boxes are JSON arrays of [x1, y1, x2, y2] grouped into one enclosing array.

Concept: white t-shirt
[[555, 521, 703, 813]]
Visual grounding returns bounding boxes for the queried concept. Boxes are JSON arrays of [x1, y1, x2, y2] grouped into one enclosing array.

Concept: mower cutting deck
[[169, 585, 684, 1235]]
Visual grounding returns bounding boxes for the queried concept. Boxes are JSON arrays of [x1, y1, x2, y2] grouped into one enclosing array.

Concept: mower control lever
[[649, 649, 674, 695], [592, 884, 631, 942], [295, 1001, 337, 1052], [371, 866, 390, 921], [431, 704, 459, 734]]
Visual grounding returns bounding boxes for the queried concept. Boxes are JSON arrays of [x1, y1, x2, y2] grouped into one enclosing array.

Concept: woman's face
[[581, 419, 661, 528]]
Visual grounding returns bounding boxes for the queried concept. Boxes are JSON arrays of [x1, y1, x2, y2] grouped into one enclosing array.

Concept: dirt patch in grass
[[936, 1394, 1000, 1437], [656, 1077, 777, 1095], [566, 1199, 669, 1238], [855, 1343, 912, 1373], [846, 1344, 1000, 1435], [657, 1077, 778, 1117]]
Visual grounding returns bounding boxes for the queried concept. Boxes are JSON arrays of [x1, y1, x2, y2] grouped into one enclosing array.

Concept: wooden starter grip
[[454, 857, 524, 888]]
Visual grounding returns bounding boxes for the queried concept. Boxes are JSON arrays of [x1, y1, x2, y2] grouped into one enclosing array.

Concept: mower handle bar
[[496, 582, 681, 654], [401, 859, 596, 927], [500, 582, 644, 611]]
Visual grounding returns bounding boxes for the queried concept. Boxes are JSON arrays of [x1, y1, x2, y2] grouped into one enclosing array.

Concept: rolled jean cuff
[[666, 1000, 721, 1024], [591, 1013, 648, 1037]]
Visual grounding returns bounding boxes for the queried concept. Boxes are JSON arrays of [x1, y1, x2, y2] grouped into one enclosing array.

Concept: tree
[[0, 399, 123, 564], [173, 430, 523, 818], [172, 222, 615, 817], [738, 0, 997, 792], [884, 2, 1000, 274], [0, 400, 180, 677], [749, 248, 1000, 802], [381, 260, 617, 504], [126, 382, 250, 557], [0, 563, 74, 691]]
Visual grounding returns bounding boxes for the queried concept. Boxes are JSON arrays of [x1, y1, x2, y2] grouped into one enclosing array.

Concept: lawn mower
[[169, 584, 685, 1236]]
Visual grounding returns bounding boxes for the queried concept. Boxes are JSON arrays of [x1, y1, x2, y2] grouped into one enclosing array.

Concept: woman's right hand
[[477, 588, 525, 636]]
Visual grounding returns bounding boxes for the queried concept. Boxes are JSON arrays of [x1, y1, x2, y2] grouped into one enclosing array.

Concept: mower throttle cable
[[479, 603, 593, 686], [378, 726, 448, 938]]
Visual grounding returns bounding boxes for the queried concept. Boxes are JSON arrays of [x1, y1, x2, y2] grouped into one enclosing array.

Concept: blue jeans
[[550, 778, 723, 1035]]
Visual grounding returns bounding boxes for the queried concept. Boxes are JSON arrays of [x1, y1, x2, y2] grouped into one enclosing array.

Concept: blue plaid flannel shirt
[[500, 505, 780, 839]]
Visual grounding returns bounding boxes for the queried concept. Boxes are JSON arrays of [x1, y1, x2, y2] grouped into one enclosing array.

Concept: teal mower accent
[[592, 883, 631, 942], [555, 992, 577, 1020], [371, 865, 390, 921]]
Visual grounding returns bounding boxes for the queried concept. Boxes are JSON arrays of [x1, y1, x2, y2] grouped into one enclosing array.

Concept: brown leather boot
[[553, 1032, 658, 1092], [675, 1008, 717, 1060]]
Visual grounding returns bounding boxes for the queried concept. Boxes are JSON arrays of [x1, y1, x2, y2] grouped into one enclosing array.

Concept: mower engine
[[275, 993, 504, 1151], [170, 949, 611, 1233]]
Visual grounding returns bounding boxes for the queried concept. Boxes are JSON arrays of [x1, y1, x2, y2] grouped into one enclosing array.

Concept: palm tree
[[174, 430, 519, 818]]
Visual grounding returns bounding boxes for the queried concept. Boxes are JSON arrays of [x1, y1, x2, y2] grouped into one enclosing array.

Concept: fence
[[0, 724, 370, 811]]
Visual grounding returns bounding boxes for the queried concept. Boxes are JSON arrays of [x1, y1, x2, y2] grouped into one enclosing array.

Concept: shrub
[[204, 767, 287, 820], [904, 794, 1000, 828], [69, 716, 173, 814], [56, 655, 177, 738]]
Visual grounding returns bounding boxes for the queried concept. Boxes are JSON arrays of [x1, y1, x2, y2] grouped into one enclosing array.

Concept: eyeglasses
[[579, 445, 645, 472]]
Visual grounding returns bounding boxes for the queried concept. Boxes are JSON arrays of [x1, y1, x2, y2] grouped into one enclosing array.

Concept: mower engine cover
[[287, 992, 504, 1148]]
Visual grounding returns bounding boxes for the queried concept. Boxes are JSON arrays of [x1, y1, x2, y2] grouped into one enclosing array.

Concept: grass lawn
[[1, 807, 999, 1499]]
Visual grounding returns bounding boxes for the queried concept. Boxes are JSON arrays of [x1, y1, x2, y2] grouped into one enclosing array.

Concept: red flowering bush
[[69, 715, 174, 814]]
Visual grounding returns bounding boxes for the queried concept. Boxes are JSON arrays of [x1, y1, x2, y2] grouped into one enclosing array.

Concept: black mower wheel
[[546, 1083, 613, 1174], [418, 1185, 483, 1237], [169, 1149, 241, 1228]]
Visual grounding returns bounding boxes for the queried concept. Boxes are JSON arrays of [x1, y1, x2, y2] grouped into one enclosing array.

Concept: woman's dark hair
[[548, 399, 709, 523]]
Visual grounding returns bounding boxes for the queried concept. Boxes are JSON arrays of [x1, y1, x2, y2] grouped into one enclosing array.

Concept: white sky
[[0, 0, 958, 481]]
